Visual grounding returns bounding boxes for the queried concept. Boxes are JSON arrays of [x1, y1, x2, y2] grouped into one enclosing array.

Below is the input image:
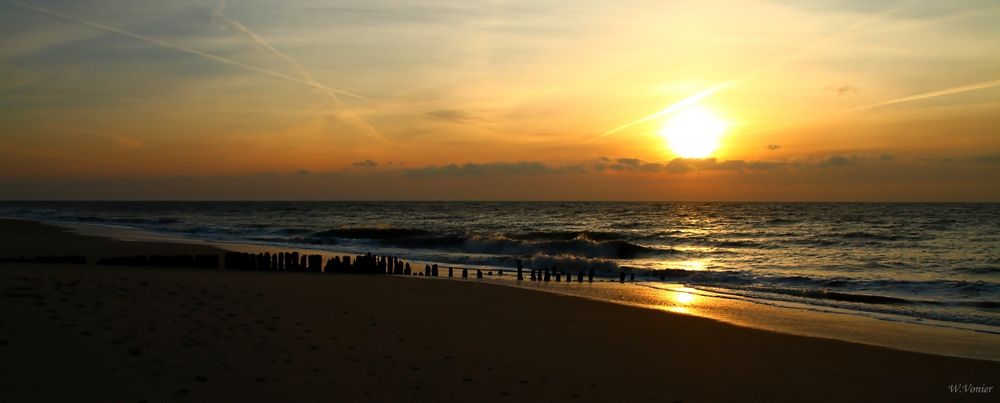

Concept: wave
[[307, 229, 674, 260], [954, 266, 1000, 275], [56, 215, 180, 226], [738, 286, 913, 305], [647, 268, 1000, 304], [503, 230, 627, 242], [312, 227, 431, 240]]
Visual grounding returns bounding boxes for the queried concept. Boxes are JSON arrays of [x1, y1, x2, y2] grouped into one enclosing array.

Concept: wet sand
[[0, 219, 997, 402]]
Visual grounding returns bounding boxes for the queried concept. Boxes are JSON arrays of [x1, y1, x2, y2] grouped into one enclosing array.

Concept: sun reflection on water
[[666, 286, 700, 314]]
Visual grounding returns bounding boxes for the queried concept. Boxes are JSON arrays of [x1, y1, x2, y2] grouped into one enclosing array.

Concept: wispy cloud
[[425, 109, 473, 124]]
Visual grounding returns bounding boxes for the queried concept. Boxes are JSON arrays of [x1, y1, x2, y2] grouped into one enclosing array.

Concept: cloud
[[425, 109, 472, 123], [816, 154, 894, 168], [601, 157, 787, 174], [826, 83, 856, 95], [821, 155, 852, 167], [974, 154, 1000, 164], [404, 161, 581, 177], [609, 158, 663, 172], [352, 160, 378, 168]]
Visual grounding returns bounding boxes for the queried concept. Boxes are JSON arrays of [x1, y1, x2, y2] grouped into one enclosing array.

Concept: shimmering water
[[3, 201, 998, 328]]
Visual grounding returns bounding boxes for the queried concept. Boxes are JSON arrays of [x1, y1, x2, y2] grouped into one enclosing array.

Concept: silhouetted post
[[555, 271, 561, 282], [577, 270, 584, 282], [544, 270, 550, 282], [619, 271, 626, 283], [449, 267, 454, 277], [432, 264, 439, 277], [516, 259, 524, 280], [404, 263, 411, 276], [498, 270, 504, 276], [530, 269, 536, 281], [424, 264, 431, 276], [589, 268, 594, 283], [629, 270, 635, 282], [477, 269, 483, 278], [310, 255, 323, 272], [462, 268, 468, 278]]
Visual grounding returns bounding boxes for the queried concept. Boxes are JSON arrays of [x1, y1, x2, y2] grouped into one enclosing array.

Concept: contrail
[[212, 2, 386, 142], [44, 122, 143, 149], [745, 78, 1000, 135], [848, 79, 1000, 111], [596, 81, 735, 139], [595, 0, 919, 140], [6, 0, 368, 101]]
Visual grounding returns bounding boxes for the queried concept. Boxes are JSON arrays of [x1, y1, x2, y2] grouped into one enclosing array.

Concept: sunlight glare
[[659, 106, 726, 158]]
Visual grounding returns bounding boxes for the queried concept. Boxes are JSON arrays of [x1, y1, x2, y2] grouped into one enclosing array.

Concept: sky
[[1, 0, 998, 201]]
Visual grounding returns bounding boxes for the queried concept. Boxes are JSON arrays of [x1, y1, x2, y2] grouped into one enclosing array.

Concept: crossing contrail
[[6, 0, 368, 101], [212, 2, 387, 142]]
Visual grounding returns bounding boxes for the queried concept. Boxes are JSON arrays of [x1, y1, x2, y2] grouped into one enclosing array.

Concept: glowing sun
[[658, 106, 726, 158]]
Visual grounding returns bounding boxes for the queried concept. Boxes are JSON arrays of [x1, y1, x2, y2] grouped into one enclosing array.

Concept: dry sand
[[0, 219, 997, 402]]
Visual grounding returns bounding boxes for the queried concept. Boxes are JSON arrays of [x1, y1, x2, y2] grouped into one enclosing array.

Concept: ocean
[[3, 201, 998, 329]]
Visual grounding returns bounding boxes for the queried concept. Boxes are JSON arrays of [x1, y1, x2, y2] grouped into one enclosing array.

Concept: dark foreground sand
[[0, 219, 997, 402]]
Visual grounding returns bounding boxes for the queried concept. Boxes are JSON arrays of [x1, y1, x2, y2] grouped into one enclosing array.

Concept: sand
[[0, 219, 997, 402]]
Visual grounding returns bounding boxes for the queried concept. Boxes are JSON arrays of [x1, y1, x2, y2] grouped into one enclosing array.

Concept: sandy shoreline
[[1, 219, 998, 402], [41, 217, 1000, 361]]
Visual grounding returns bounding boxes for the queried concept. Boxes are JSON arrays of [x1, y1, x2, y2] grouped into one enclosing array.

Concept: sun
[[658, 105, 726, 158]]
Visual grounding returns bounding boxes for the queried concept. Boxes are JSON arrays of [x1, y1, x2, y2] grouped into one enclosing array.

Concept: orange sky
[[1, 0, 998, 200]]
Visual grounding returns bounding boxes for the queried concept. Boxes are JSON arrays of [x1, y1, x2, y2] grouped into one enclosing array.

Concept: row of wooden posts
[[224, 252, 636, 283], [64, 251, 638, 283]]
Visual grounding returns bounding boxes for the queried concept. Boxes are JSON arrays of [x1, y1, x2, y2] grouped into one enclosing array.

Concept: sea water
[[3, 201, 998, 330]]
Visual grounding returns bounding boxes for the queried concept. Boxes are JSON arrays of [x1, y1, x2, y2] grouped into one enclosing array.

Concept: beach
[[1, 218, 998, 402]]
